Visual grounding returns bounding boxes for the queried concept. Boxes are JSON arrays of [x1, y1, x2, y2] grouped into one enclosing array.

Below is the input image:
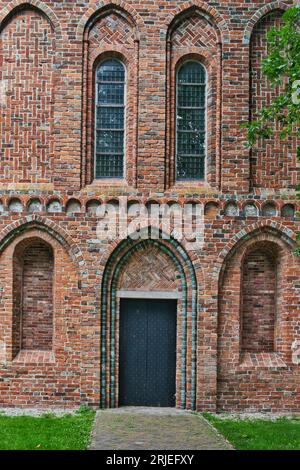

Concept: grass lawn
[[204, 413, 300, 450], [0, 408, 95, 450]]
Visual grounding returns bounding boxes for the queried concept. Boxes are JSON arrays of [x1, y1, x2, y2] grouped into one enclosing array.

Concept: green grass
[[203, 413, 300, 450], [0, 408, 95, 450]]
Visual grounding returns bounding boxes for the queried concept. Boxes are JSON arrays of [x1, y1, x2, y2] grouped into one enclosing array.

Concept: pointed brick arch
[[0, 5, 62, 184], [0, 0, 62, 37], [76, 0, 144, 41], [217, 222, 296, 271], [0, 215, 84, 271], [243, 1, 289, 44], [166, 1, 229, 43], [247, 6, 297, 190], [217, 224, 299, 411], [166, 4, 222, 188], [101, 234, 198, 410], [80, 2, 140, 187]]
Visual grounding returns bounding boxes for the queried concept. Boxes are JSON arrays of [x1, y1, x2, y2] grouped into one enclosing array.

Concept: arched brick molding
[[217, 221, 296, 268], [242, 1, 289, 44], [166, 5, 222, 189], [247, 6, 298, 190], [0, 216, 84, 271], [76, 0, 144, 40], [80, 2, 140, 187], [166, 1, 229, 43], [100, 232, 198, 410], [0, 0, 62, 38], [217, 224, 300, 412], [0, 3, 62, 185]]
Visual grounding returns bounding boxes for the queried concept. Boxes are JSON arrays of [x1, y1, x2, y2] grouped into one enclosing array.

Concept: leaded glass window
[[176, 61, 206, 180], [95, 59, 125, 178]]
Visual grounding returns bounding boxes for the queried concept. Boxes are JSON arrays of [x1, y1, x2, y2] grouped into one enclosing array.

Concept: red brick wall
[[218, 235, 300, 412], [0, 1, 298, 412], [241, 248, 276, 352], [0, 1, 298, 192], [0, 8, 56, 184], [12, 247, 22, 358], [0, 229, 81, 407], [250, 10, 298, 189], [20, 241, 53, 350]]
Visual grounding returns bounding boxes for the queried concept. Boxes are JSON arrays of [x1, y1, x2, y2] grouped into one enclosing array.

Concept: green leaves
[[242, 6, 300, 248], [243, 6, 300, 148]]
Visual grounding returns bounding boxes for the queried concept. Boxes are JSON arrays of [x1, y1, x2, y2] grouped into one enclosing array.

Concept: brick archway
[[101, 235, 198, 410], [165, 1, 229, 43], [0, 216, 84, 272], [242, 1, 289, 44], [217, 224, 299, 411], [76, 0, 144, 41], [0, 0, 62, 38], [217, 223, 296, 272]]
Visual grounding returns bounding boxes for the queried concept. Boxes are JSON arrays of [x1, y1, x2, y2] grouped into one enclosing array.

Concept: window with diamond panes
[[95, 59, 125, 178], [176, 61, 206, 180]]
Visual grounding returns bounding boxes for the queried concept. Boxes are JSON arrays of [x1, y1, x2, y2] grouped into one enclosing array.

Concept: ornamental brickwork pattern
[[0, 0, 298, 412]]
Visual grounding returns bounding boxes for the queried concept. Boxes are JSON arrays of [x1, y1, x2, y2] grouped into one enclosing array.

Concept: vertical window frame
[[175, 60, 207, 181], [94, 58, 126, 179]]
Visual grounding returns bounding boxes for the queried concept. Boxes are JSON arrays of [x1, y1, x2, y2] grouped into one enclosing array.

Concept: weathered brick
[[0, 0, 297, 412]]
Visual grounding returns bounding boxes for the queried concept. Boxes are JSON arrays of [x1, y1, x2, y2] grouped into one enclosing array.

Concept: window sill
[[169, 180, 214, 195], [12, 350, 55, 365], [85, 179, 136, 194], [238, 352, 287, 370]]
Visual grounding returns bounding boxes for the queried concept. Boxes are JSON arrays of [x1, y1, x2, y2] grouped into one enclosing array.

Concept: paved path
[[89, 407, 232, 450]]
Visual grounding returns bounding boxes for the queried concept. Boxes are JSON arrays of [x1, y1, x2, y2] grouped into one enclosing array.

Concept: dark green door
[[119, 299, 177, 407]]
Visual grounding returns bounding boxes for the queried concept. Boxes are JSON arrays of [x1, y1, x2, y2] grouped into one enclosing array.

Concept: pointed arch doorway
[[101, 236, 198, 410]]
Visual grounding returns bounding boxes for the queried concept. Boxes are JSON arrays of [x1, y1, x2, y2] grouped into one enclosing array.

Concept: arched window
[[176, 61, 206, 181], [95, 59, 125, 178]]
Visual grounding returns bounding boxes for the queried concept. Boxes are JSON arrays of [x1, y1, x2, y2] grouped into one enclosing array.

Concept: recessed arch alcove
[[13, 237, 54, 357], [217, 224, 300, 412]]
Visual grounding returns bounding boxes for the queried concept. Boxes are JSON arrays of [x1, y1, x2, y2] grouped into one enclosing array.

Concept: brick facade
[[0, 0, 299, 411], [0, 8, 56, 184]]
